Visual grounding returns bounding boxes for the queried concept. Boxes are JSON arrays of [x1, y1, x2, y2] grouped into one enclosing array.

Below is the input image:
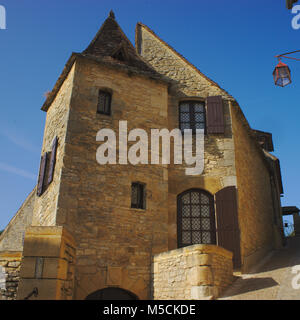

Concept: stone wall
[[231, 103, 276, 272], [136, 23, 238, 250], [31, 63, 76, 227], [17, 226, 76, 300], [0, 189, 35, 252], [45, 56, 170, 300], [152, 244, 233, 300], [0, 252, 22, 300]]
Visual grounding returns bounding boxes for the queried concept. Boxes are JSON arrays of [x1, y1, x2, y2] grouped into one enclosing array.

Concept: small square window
[[97, 90, 111, 115], [179, 101, 206, 134], [131, 182, 146, 209]]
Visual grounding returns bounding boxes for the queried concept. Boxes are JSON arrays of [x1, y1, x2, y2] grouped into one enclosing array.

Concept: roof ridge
[[136, 22, 234, 99]]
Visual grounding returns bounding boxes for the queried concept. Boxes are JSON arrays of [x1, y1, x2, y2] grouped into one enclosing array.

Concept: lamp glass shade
[[273, 61, 291, 87]]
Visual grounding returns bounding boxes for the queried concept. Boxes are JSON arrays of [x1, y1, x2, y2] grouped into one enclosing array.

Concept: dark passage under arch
[[85, 287, 139, 300]]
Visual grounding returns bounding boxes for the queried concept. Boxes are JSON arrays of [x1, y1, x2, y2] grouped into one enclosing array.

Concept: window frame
[[178, 100, 207, 134], [177, 189, 216, 248], [131, 182, 146, 210], [97, 90, 112, 116]]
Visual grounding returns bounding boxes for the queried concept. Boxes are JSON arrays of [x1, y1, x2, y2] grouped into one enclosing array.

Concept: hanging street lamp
[[273, 50, 300, 87], [273, 60, 291, 87]]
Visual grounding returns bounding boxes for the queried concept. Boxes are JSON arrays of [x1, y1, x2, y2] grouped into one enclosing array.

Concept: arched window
[[179, 101, 206, 133], [177, 189, 216, 248]]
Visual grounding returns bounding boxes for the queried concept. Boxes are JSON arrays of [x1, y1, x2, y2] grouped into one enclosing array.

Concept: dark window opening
[[97, 90, 111, 115], [131, 182, 145, 209], [179, 101, 206, 134], [113, 49, 126, 62]]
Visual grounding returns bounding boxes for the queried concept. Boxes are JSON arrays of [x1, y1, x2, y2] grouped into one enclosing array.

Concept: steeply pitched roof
[[41, 12, 170, 112], [82, 11, 162, 75]]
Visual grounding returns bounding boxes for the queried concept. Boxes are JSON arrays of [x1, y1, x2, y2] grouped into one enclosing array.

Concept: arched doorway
[[85, 287, 139, 300], [177, 189, 216, 248]]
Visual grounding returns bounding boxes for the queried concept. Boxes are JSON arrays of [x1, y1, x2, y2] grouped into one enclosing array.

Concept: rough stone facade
[[31, 64, 76, 227], [136, 23, 283, 269], [152, 244, 233, 300], [231, 104, 282, 271], [0, 13, 285, 300], [136, 23, 238, 251], [62, 57, 169, 300], [0, 189, 35, 252], [0, 252, 22, 300]]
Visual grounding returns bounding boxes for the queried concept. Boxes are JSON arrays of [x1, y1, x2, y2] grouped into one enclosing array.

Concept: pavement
[[218, 236, 300, 300]]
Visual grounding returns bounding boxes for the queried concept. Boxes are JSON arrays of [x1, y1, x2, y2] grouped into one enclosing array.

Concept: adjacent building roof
[[282, 206, 300, 215], [252, 129, 274, 152]]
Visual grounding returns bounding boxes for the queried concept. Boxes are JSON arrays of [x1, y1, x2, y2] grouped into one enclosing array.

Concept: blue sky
[[0, 0, 299, 229]]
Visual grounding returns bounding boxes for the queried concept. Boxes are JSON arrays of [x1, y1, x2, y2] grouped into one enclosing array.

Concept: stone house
[[0, 11, 285, 300]]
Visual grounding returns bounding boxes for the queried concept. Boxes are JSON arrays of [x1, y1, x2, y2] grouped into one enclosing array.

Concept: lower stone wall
[[0, 252, 22, 300], [17, 226, 76, 300], [152, 244, 233, 300]]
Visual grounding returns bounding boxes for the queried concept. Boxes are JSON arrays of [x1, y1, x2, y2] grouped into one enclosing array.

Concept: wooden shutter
[[215, 186, 241, 269], [206, 96, 225, 134], [37, 153, 47, 196], [47, 136, 58, 185]]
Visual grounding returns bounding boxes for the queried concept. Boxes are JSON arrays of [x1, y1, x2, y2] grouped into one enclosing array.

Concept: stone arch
[[85, 287, 139, 300]]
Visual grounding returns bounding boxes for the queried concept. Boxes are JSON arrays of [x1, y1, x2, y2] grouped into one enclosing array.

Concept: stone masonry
[[0, 252, 22, 300], [0, 13, 285, 300], [152, 244, 233, 300]]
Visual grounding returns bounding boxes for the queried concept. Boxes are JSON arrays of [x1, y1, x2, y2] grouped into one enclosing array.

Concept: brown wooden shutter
[[206, 96, 225, 134], [37, 153, 47, 196], [215, 186, 241, 269], [47, 136, 58, 185]]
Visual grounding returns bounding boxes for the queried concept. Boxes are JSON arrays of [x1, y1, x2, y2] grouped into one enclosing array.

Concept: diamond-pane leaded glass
[[192, 232, 201, 243], [195, 122, 205, 129], [202, 232, 211, 244], [180, 113, 190, 122], [201, 218, 210, 230], [194, 104, 204, 112], [182, 218, 190, 230], [182, 194, 190, 204], [178, 190, 216, 248], [179, 101, 206, 133], [191, 218, 201, 230], [195, 113, 204, 122], [201, 193, 209, 204], [182, 205, 190, 217], [191, 192, 200, 204], [201, 205, 210, 217], [182, 232, 191, 244], [191, 205, 201, 217]]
